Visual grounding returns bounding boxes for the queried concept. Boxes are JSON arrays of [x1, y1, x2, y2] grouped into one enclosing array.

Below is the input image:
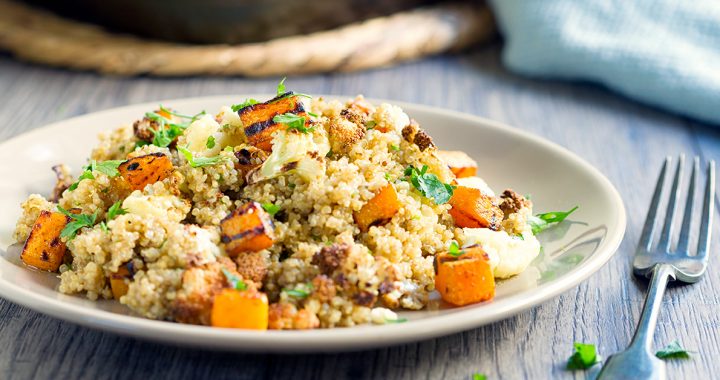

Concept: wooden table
[[0, 45, 718, 379]]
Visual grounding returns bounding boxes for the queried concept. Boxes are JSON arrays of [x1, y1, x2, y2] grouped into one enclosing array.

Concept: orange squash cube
[[354, 184, 401, 232], [435, 245, 495, 306], [220, 202, 275, 256], [109, 263, 133, 300], [238, 93, 307, 151], [118, 153, 174, 191], [211, 288, 269, 330], [448, 186, 502, 230], [21, 211, 70, 272]]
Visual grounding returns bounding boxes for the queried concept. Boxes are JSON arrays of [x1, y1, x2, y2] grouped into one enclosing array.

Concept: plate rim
[[0, 95, 627, 352]]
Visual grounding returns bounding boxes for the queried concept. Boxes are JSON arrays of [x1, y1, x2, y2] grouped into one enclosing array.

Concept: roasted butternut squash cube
[[234, 146, 269, 177], [437, 150, 477, 178], [220, 202, 275, 256], [211, 288, 269, 330], [238, 93, 307, 151], [435, 245, 495, 306], [354, 184, 401, 232], [109, 262, 134, 300], [449, 186, 502, 230], [21, 211, 70, 272], [118, 153, 174, 191]]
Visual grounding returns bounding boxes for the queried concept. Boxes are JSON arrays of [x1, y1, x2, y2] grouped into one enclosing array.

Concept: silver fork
[[597, 156, 715, 380]]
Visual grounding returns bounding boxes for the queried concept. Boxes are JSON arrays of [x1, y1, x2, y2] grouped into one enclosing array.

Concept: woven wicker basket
[[0, 0, 495, 76]]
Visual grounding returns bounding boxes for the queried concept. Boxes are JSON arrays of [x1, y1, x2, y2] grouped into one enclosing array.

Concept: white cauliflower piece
[[462, 228, 540, 279], [258, 129, 330, 182]]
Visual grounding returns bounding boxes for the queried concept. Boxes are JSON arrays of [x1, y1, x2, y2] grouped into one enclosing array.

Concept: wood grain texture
[[0, 45, 718, 380]]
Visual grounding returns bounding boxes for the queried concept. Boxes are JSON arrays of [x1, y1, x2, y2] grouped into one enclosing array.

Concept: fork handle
[[629, 264, 676, 351], [598, 264, 676, 380]]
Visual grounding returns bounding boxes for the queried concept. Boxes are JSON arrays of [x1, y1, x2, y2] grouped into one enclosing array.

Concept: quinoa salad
[[13, 80, 576, 330]]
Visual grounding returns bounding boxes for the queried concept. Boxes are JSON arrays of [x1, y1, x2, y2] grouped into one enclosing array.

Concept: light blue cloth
[[489, 0, 720, 124]]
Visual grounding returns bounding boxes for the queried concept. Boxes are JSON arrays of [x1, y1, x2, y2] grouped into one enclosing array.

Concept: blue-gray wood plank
[[0, 45, 718, 379]]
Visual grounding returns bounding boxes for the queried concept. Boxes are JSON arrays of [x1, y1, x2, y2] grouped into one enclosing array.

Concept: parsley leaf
[[273, 113, 314, 133], [472, 374, 487, 380], [177, 146, 223, 168], [365, 120, 377, 129], [656, 340, 692, 360], [529, 206, 579, 235], [158, 106, 206, 122], [566, 342, 599, 370], [448, 240, 465, 257], [57, 206, 98, 240], [261, 203, 281, 216], [277, 77, 287, 95], [206, 135, 216, 149], [404, 165, 455, 204], [106, 201, 127, 221], [221, 268, 247, 291], [384, 317, 408, 324], [68, 160, 124, 191], [231, 99, 258, 112], [145, 109, 202, 148], [390, 144, 400, 151], [92, 160, 124, 177]]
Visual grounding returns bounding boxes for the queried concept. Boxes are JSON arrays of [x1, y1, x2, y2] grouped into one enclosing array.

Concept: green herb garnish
[[231, 99, 258, 112], [273, 113, 314, 133], [656, 340, 692, 360], [365, 120, 377, 129], [57, 206, 98, 240], [68, 160, 124, 191], [221, 268, 247, 291], [404, 165, 455, 204], [448, 240, 465, 257], [566, 342, 599, 370], [206, 135, 216, 149], [106, 201, 127, 221], [92, 160, 124, 177], [261, 203, 281, 216], [177, 146, 223, 168], [277, 77, 287, 95], [308, 111, 319, 118], [529, 206, 579, 235], [390, 144, 400, 151], [385, 317, 408, 324], [472, 374, 487, 380], [384, 173, 392, 181]]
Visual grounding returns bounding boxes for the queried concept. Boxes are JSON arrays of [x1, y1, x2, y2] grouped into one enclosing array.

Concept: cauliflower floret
[[182, 114, 222, 157], [462, 228, 540, 279], [122, 191, 190, 223], [257, 129, 330, 182]]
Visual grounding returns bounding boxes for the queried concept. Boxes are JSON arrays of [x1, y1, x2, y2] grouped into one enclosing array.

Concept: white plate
[[0, 96, 626, 352]]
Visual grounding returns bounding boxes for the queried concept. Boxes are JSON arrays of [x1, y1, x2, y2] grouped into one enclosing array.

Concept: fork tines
[[639, 155, 715, 258]]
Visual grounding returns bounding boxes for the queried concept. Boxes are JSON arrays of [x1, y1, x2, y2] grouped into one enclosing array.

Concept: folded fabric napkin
[[489, 0, 720, 124]]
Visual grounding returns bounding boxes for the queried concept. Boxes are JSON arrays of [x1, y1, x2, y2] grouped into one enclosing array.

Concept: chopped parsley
[[221, 268, 247, 291], [529, 206, 579, 235], [308, 111, 319, 118], [57, 206, 98, 240], [384, 317, 408, 324], [404, 165, 455, 204], [277, 77, 287, 95], [656, 340, 692, 360], [390, 144, 400, 151], [365, 120, 377, 129], [106, 201, 127, 221], [206, 135, 216, 149], [145, 107, 205, 148], [384, 173, 392, 181], [566, 342, 599, 370], [231, 99, 258, 112], [472, 374, 487, 380], [448, 240, 465, 257], [261, 203, 281, 216], [177, 146, 223, 168], [68, 160, 124, 191], [273, 113, 314, 133]]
